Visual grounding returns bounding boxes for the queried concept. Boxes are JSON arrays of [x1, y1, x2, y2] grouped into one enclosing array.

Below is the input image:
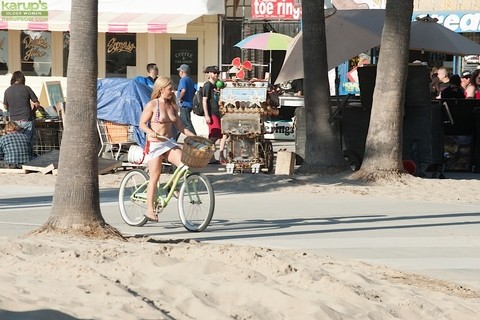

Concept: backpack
[[193, 86, 204, 116]]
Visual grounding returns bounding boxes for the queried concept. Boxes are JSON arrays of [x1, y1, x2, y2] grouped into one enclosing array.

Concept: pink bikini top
[[152, 98, 174, 124]]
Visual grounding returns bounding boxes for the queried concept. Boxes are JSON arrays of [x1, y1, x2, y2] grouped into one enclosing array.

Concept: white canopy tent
[[0, 0, 224, 33]]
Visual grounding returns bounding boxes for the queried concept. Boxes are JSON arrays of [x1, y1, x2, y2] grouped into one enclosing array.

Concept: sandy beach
[[0, 170, 480, 319]]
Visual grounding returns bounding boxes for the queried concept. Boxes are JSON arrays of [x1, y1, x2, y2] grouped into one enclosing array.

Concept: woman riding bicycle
[[139, 76, 195, 222]]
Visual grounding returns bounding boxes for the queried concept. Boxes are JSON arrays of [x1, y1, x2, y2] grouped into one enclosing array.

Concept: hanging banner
[[252, 0, 302, 20]]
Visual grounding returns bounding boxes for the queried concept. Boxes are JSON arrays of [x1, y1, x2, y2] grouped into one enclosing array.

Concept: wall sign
[[252, 0, 302, 20], [170, 39, 198, 84], [20, 31, 51, 76], [414, 12, 480, 33], [105, 33, 136, 78], [0, 30, 8, 74]]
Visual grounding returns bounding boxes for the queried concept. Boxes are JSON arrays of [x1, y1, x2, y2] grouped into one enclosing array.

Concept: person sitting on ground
[[139, 76, 195, 222], [0, 121, 32, 168], [440, 74, 465, 99]]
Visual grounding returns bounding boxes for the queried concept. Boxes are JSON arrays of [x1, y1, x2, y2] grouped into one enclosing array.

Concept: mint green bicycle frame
[[130, 164, 191, 209]]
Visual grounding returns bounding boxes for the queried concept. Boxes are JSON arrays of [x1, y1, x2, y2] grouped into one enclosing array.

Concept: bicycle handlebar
[[154, 133, 171, 140]]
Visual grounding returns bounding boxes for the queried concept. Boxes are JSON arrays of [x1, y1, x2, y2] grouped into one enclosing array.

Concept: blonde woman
[[139, 76, 195, 222]]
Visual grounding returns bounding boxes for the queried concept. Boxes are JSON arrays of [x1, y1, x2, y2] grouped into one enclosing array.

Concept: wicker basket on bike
[[182, 136, 215, 168]]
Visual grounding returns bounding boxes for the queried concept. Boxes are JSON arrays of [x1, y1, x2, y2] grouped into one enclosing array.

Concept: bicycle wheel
[[178, 173, 215, 232], [118, 169, 149, 226]]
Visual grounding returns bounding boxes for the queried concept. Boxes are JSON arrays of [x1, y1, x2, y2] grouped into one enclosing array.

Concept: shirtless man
[[139, 76, 195, 222]]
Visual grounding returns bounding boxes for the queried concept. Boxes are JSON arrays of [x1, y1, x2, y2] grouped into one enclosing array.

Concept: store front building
[[0, 0, 224, 97]]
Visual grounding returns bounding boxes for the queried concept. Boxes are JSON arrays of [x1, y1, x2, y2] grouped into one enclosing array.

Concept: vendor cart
[[220, 81, 276, 173]]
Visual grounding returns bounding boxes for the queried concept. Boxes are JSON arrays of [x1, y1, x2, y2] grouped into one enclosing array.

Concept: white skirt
[[144, 139, 179, 162]]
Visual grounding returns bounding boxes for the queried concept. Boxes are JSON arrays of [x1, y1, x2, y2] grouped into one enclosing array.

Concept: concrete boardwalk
[[1, 179, 479, 291]]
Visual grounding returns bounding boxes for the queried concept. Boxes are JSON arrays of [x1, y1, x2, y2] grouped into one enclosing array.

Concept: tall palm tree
[[353, 0, 414, 181], [33, 0, 121, 238], [296, 0, 347, 174]]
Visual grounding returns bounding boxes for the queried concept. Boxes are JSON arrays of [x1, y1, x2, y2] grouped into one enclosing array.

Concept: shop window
[[0, 31, 8, 75], [105, 33, 136, 78], [170, 39, 198, 85], [20, 31, 51, 76], [63, 32, 70, 77]]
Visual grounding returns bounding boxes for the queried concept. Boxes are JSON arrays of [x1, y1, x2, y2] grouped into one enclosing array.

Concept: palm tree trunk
[[296, 0, 347, 174], [353, 0, 414, 181], [33, 0, 122, 238]]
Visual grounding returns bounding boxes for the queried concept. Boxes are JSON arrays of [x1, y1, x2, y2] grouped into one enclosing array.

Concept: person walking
[[3, 71, 39, 155], [202, 66, 226, 164], [0, 121, 32, 168], [176, 64, 197, 135]]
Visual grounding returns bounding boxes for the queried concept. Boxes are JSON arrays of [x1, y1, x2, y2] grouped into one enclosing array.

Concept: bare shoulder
[[144, 99, 157, 111], [466, 84, 475, 92]]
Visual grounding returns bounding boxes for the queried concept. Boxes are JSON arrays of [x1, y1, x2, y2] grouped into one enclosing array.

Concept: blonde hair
[[5, 121, 20, 132], [151, 76, 177, 106]]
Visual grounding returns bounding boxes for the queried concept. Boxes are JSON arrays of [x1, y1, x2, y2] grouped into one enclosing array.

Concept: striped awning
[[0, 0, 224, 33]]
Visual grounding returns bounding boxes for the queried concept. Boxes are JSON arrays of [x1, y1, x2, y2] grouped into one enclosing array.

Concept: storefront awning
[[0, 0, 224, 33]]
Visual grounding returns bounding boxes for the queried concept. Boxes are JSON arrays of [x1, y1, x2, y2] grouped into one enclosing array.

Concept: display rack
[[220, 81, 275, 173], [34, 119, 63, 156]]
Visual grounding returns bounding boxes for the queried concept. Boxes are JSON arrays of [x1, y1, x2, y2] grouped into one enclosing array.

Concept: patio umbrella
[[235, 32, 293, 51], [276, 11, 480, 84], [276, 9, 386, 84], [234, 32, 293, 74], [410, 15, 480, 56]]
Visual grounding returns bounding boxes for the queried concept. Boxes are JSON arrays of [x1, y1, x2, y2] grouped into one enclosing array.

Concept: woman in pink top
[[139, 76, 195, 222], [465, 69, 480, 99]]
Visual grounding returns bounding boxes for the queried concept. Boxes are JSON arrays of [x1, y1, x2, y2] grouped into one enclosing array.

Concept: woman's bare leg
[[146, 156, 163, 221], [166, 147, 183, 166]]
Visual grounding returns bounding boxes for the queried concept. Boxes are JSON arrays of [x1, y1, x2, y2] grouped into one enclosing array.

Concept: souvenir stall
[[219, 58, 277, 173]]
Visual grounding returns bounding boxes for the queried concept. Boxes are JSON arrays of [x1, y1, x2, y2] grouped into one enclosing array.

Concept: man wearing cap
[[202, 65, 226, 164], [176, 64, 197, 135], [460, 70, 472, 93]]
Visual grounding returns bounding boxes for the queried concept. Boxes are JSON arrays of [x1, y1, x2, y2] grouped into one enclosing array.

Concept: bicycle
[[118, 136, 215, 232]]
